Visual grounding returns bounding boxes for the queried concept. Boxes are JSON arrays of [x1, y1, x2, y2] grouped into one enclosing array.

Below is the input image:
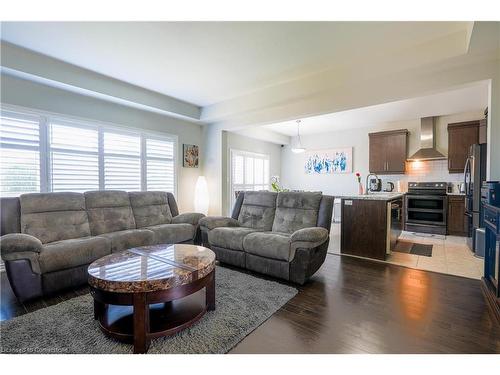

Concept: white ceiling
[[261, 82, 489, 136], [0, 22, 470, 107]]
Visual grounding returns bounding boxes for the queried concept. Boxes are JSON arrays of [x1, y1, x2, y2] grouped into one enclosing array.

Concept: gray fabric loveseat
[[199, 191, 333, 284], [0, 190, 204, 301]]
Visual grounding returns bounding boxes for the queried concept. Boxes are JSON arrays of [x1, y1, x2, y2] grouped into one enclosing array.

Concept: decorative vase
[[358, 182, 364, 195]]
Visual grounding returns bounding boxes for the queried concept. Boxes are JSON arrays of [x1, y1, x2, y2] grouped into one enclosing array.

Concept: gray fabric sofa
[[0, 190, 204, 301], [200, 191, 334, 284]]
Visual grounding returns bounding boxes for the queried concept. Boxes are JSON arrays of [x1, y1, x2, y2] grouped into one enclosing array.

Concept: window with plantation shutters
[[146, 138, 175, 192], [103, 131, 142, 191], [49, 122, 99, 192], [0, 111, 41, 197], [230, 149, 270, 209], [0, 105, 178, 196]]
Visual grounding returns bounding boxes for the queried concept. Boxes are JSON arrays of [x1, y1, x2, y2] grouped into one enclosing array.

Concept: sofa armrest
[[171, 212, 206, 226], [199, 216, 240, 230], [0, 233, 43, 258], [0, 233, 43, 274], [291, 227, 329, 245]]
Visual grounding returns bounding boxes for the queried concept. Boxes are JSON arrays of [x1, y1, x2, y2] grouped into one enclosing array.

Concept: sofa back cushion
[[129, 191, 173, 228], [84, 190, 136, 235], [272, 192, 323, 233], [20, 192, 90, 244], [237, 191, 277, 230]]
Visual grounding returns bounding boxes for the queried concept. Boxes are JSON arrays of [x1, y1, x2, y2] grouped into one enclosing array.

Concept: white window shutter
[[146, 138, 175, 192], [50, 122, 99, 192], [0, 112, 41, 197], [103, 131, 141, 191]]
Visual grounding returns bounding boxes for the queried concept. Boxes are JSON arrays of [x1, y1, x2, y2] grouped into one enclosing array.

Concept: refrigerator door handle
[[463, 157, 471, 195]]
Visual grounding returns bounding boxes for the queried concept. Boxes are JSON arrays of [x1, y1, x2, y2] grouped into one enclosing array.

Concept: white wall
[[1, 74, 204, 212], [221, 131, 282, 215], [280, 110, 485, 196]]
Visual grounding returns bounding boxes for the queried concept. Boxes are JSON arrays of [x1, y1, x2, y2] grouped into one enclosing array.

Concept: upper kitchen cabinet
[[369, 129, 408, 174], [447, 121, 480, 173]]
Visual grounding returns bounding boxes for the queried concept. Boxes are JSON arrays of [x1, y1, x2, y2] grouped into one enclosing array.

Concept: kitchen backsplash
[[380, 159, 464, 193]]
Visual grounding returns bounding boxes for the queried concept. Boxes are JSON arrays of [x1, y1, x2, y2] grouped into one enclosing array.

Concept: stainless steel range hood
[[407, 117, 446, 161]]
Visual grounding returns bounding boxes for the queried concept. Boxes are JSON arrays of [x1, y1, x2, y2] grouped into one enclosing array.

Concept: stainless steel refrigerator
[[464, 143, 487, 252]]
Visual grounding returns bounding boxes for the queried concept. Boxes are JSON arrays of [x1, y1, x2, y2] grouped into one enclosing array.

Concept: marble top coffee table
[[88, 244, 216, 353]]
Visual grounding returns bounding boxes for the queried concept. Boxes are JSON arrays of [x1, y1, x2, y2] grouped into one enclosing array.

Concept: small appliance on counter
[[370, 178, 382, 192], [383, 182, 394, 192]]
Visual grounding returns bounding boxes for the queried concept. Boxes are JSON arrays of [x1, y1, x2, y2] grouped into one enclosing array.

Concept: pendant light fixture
[[291, 119, 306, 154]]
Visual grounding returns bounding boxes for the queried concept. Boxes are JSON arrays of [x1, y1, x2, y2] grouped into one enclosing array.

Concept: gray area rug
[[1, 266, 297, 354]]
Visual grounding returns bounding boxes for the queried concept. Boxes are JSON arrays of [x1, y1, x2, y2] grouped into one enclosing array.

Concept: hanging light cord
[[296, 120, 302, 143]]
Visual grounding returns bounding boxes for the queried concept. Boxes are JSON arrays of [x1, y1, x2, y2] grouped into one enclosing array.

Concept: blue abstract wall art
[[304, 147, 352, 174]]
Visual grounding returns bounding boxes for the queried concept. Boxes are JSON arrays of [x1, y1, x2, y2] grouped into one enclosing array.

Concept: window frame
[[0, 103, 178, 197], [229, 148, 271, 212]]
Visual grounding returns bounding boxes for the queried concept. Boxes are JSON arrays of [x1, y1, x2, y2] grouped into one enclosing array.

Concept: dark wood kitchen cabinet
[[369, 129, 408, 174], [447, 195, 468, 236], [447, 121, 480, 173]]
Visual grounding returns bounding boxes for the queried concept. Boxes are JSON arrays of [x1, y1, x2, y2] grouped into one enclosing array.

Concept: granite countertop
[[338, 191, 464, 200], [338, 193, 405, 201]]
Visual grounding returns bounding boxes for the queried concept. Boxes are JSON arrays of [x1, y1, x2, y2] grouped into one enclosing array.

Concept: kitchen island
[[340, 193, 403, 260]]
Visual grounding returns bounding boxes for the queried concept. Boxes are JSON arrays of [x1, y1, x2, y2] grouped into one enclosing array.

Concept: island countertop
[[337, 193, 405, 201]]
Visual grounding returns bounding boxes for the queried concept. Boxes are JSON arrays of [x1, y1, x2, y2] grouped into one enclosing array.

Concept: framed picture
[[183, 144, 199, 168], [304, 147, 352, 174]]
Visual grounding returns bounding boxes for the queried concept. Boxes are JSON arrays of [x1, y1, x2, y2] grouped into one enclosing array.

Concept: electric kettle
[[384, 182, 394, 192]]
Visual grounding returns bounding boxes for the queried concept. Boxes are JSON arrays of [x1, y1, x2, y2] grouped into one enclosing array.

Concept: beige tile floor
[[328, 222, 484, 279]]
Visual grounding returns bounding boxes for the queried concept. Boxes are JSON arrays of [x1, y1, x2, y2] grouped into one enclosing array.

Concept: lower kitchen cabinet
[[447, 195, 468, 236], [341, 197, 402, 260]]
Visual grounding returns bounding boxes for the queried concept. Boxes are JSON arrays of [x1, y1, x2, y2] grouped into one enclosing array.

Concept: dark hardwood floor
[[1, 254, 499, 353]]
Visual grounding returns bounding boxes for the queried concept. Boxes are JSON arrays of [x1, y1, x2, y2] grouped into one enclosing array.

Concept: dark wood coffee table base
[[91, 269, 215, 353]]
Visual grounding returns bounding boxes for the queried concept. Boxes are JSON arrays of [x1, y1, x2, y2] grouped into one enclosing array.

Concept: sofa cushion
[[98, 229, 154, 253], [209, 227, 260, 251], [20, 192, 91, 244], [243, 231, 292, 261], [85, 190, 136, 235], [129, 191, 173, 228], [146, 223, 194, 244], [237, 191, 277, 230], [272, 192, 322, 233], [199, 216, 240, 230], [39, 236, 111, 273], [171, 212, 205, 226]]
